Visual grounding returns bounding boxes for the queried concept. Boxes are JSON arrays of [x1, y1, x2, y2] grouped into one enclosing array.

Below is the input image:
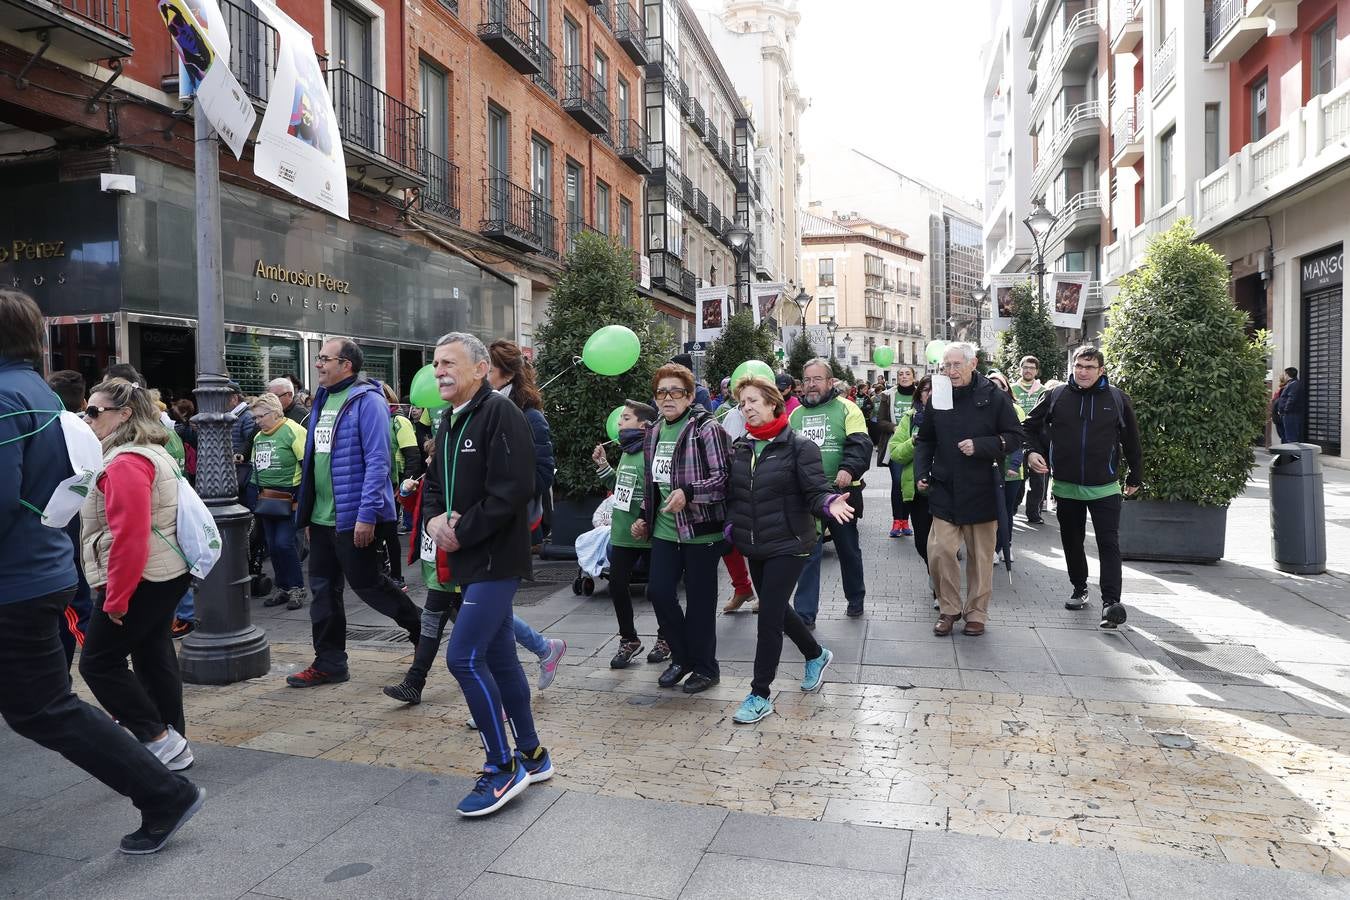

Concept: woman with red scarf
[[723, 375, 855, 724]]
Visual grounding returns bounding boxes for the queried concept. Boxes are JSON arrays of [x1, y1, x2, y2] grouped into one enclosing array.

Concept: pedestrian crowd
[[0, 282, 1154, 850]]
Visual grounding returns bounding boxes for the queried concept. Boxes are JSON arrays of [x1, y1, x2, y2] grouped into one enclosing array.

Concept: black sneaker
[[646, 639, 671, 664], [846, 605, 865, 618], [657, 663, 688, 688], [610, 638, 645, 669], [382, 676, 425, 704], [1064, 588, 1089, 611], [262, 589, 288, 608], [682, 673, 719, 694], [286, 666, 350, 688], [1100, 601, 1127, 629], [119, 786, 206, 855]]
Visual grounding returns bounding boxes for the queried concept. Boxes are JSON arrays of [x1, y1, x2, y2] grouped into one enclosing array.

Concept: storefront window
[[362, 344, 395, 387], [225, 332, 301, 396]]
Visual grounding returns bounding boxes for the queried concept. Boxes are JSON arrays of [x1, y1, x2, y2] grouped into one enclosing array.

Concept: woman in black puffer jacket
[[724, 375, 855, 725]]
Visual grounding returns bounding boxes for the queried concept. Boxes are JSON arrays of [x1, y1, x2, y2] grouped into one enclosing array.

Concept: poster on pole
[[1049, 271, 1092, 329], [696, 285, 729, 343], [251, 0, 349, 219], [174, 0, 230, 100], [990, 273, 1032, 332], [158, 0, 254, 159], [750, 282, 784, 327]]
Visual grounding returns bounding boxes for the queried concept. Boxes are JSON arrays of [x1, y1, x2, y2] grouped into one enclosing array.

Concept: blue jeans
[[174, 588, 194, 622], [258, 513, 304, 590], [1281, 414, 1304, 443], [793, 517, 865, 622], [445, 578, 538, 767], [513, 616, 549, 657]]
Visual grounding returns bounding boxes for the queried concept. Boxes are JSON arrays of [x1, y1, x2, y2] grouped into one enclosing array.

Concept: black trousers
[[747, 555, 822, 699], [647, 538, 720, 678], [1056, 494, 1123, 604], [0, 589, 193, 819], [909, 494, 933, 567], [79, 573, 192, 743], [1024, 472, 1047, 521], [407, 587, 462, 684], [378, 521, 403, 580], [308, 524, 422, 674], [608, 544, 646, 643]]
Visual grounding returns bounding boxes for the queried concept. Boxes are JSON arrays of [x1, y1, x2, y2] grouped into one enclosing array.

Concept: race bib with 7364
[[800, 414, 828, 448], [653, 442, 676, 484], [420, 530, 436, 562]]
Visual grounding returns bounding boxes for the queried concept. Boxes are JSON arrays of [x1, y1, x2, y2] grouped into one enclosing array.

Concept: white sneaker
[[144, 727, 187, 768], [465, 716, 477, 729], [537, 638, 567, 691], [167, 743, 194, 772]]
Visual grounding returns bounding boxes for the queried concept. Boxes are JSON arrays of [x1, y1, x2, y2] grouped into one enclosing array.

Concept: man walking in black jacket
[[422, 332, 552, 817], [1024, 346, 1143, 629], [915, 343, 1023, 637]]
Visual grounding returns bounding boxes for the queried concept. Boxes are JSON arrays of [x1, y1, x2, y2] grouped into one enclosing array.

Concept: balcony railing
[[706, 119, 720, 151], [562, 64, 610, 134], [480, 172, 553, 254], [419, 150, 461, 224], [1152, 31, 1176, 96], [694, 188, 709, 224], [532, 41, 558, 99], [709, 203, 722, 234], [478, 0, 543, 74], [565, 217, 602, 255], [325, 68, 426, 181], [220, 0, 277, 105], [679, 268, 697, 300], [1112, 92, 1144, 165], [681, 174, 695, 210], [651, 143, 681, 183], [689, 98, 706, 134], [617, 119, 652, 173], [646, 38, 677, 73], [614, 2, 647, 64], [1205, 0, 1244, 56], [1111, 0, 1143, 52], [49, 0, 132, 37]]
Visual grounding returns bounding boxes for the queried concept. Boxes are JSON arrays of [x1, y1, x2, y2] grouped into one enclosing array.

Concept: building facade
[[800, 208, 927, 383], [983, 0, 1038, 285]]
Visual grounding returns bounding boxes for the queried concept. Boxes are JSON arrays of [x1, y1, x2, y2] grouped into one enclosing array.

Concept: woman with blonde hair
[[249, 391, 307, 609], [77, 378, 195, 772]]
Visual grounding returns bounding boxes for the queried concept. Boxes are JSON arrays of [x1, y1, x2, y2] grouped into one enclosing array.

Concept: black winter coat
[[914, 372, 1023, 525], [726, 427, 835, 560], [1023, 375, 1142, 489], [421, 382, 535, 584]]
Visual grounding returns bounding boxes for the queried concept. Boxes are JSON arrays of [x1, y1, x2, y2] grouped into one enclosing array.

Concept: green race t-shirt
[[609, 449, 649, 549], [1052, 480, 1122, 501], [415, 524, 458, 592], [390, 414, 417, 482], [789, 396, 865, 481], [253, 420, 306, 488], [310, 387, 351, 526], [1012, 381, 1045, 416]]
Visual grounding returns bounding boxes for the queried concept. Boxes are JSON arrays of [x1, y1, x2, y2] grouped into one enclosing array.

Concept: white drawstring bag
[[43, 411, 105, 527], [167, 471, 223, 579]]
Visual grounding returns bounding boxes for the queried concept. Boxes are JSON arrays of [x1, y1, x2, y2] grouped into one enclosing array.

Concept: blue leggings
[[445, 578, 538, 767]]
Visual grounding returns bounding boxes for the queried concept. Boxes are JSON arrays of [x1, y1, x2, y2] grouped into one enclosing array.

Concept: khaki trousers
[[928, 517, 998, 625]]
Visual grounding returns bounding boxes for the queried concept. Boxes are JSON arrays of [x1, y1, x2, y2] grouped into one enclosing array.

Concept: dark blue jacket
[[524, 407, 554, 496], [1277, 377, 1303, 415], [296, 376, 397, 531], [0, 359, 79, 604]]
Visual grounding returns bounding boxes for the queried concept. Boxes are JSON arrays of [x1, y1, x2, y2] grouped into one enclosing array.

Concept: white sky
[[692, 0, 992, 205]]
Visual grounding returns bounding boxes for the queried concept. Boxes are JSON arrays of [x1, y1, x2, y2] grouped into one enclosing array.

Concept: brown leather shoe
[[722, 592, 755, 614], [933, 614, 959, 636], [962, 620, 986, 636]]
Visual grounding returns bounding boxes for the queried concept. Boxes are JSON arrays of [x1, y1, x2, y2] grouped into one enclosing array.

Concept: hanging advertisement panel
[[696, 285, 729, 343], [1049, 271, 1092, 329], [990, 273, 1032, 332], [750, 282, 784, 327], [158, 0, 255, 159]]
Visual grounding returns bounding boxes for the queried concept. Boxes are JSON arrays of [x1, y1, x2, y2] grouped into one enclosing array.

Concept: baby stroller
[[571, 496, 650, 595]]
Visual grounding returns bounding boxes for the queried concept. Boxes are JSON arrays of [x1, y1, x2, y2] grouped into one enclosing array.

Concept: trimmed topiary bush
[[1100, 219, 1268, 506]]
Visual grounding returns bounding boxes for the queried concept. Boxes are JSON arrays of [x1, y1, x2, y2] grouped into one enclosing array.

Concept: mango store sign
[[252, 258, 352, 314]]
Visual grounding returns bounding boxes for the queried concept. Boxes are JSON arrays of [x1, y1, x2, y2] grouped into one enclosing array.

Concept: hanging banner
[[750, 282, 785, 327], [1049, 271, 1092, 329], [251, 0, 349, 220], [175, 0, 230, 100], [158, 0, 254, 159], [990, 273, 1032, 332], [696, 285, 729, 343]]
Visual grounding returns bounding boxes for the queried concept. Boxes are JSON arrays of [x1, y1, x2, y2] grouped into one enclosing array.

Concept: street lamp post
[[1022, 197, 1059, 312], [178, 111, 270, 684], [727, 223, 751, 310], [824, 315, 838, 364]]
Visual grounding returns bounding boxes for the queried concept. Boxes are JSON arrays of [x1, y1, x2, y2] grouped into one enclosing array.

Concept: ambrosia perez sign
[[253, 258, 352, 314], [0, 239, 66, 263]]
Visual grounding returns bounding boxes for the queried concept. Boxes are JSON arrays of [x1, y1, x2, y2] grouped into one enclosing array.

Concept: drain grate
[[345, 626, 411, 644], [1161, 641, 1283, 675]]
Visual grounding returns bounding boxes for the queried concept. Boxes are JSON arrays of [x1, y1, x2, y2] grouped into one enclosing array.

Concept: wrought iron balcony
[[617, 119, 652, 173], [693, 189, 709, 224], [649, 250, 681, 291], [0, 0, 133, 59], [719, 138, 733, 173], [679, 267, 697, 300], [419, 149, 461, 224], [564, 217, 602, 255], [706, 119, 719, 151], [650, 143, 681, 184], [680, 80, 693, 117], [562, 64, 610, 134], [681, 174, 695, 211], [709, 203, 722, 235], [480, 172, 554, 254], [477, 0, 542, 75], [219, 0, 276, 105], [614, 2, 647, 65], [689, 99, 707, 136], [325, 67, 427, 189], [532, 41, 558, 99]]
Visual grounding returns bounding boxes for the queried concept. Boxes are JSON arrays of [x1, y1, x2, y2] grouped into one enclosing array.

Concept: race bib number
[[613, 471, 637, 512], [315, 411, 336, 453], [254, 445, 274, 471], [420, 530, 436, 563], [653, 442, 676, 485], [800, 414, 828, 448]]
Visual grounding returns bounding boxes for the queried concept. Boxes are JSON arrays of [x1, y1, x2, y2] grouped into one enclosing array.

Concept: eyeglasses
[[315, 355, 350, 365], [939, 362, 968, 371], [1073, 362, 1102, 371], [801, 376, 830, 385], [654, 387, 690, 399], [83, 405, 123, 420]]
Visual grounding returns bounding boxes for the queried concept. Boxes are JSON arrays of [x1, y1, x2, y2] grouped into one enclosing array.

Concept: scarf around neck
[[746, 411, 789, 441]]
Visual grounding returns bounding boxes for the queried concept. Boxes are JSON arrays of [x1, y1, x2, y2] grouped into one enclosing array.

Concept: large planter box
[[538, 496, 603, 561], [1120, 498, 1228, 564]]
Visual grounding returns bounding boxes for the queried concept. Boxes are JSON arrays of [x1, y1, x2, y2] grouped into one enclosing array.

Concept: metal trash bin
[[1269, 443, 1326, 575]]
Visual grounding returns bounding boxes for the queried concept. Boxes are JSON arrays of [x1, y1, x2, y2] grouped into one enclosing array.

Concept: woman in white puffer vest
[[77, 378, 195, 773]]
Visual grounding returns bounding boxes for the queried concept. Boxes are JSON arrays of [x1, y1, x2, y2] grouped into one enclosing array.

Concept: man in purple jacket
[[288, 337, 422, 687]]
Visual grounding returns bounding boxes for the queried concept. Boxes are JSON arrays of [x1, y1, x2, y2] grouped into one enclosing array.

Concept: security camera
[[100, 173, 137, 195]]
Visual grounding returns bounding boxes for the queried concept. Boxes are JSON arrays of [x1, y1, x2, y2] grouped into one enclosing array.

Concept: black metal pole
[[178, 111, 270, 685]]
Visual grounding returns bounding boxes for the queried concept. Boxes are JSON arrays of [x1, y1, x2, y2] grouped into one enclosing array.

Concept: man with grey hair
[[914, 342, 1022, 637], [421, 332, 551, 817], [288, 336, 422, 688], [268, 377, 308, 425]]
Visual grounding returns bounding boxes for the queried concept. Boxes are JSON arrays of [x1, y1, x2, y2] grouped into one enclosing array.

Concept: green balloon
[[872, 346, 896, 369], [729, 359, 775, 391], [605, 405, 625, 443], [925, 340, 949, 366], [409, 364, 448, 409], [582, 325, 642, 376]]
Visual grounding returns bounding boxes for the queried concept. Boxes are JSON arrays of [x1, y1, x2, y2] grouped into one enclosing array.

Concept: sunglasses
[[654, 388, 690, 399], [83, 405, 124, 420]]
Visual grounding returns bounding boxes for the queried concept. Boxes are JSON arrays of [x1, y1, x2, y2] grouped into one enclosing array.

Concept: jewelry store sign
[[252, 258, 352, 314]]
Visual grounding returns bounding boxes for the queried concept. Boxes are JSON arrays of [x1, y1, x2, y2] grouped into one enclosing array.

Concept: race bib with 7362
[[613, 471, 637, 511], [800, 414, 828, 448], [652, 442, 675, 484]]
